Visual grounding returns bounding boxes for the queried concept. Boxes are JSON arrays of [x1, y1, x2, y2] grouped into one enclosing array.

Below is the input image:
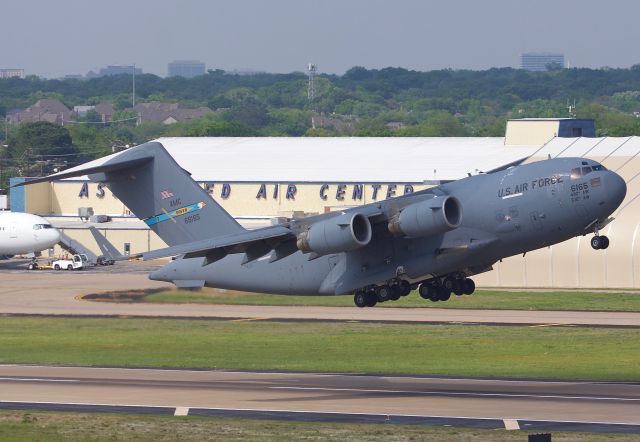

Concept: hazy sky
[[4, 0, 640, 78]]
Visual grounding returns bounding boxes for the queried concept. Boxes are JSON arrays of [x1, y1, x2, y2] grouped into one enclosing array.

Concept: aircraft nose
[[606, 171, 627, 209]]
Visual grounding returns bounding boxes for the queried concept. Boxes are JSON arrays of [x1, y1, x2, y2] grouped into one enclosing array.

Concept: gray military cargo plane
[[19, 141, 627, 307]]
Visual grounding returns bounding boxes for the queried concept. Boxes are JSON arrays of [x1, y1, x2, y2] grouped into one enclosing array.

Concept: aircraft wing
[[142, 225, 295, 264]]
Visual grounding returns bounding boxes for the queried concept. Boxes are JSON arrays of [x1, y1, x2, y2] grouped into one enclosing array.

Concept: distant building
[[0, 69, 25, 79], [168, 60, 206, 78], [505, 118, 595, 145], [130, 101, 214, 125], [7, 99, 72, 125], [72, 103, 115, 123], [97, 65, 142, 77], [312, 113, 357, 132], [386, 122, 407, 130], [520, 53, 565, 71]]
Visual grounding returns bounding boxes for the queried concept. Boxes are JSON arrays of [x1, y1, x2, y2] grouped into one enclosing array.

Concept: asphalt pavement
[[0, 365, 638, 433]]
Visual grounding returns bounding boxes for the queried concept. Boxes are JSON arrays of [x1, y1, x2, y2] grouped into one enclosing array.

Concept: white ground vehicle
[[52, 254, 84, 271]]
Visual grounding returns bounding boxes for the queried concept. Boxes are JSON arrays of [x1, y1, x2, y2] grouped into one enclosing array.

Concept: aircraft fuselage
[[151, 157, 626, 295]]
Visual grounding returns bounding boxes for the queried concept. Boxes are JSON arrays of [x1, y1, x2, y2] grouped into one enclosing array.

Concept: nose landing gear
[[590, 235, 609, 250]]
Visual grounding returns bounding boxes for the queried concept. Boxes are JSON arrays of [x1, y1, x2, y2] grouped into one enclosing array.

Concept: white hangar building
[[11, 118, 640, 290]]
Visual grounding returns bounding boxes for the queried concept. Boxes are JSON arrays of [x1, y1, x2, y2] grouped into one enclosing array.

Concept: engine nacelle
[[297, 212, 372, 255], [388, 196, 462, 238]]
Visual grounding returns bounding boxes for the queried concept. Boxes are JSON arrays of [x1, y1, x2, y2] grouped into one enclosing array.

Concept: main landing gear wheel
[[398, 280, 412, 297], [354, 291, 367, 308], [591, 235, 610, 250], [365, 290, 378, 307], [389, 285, 401, 301], [462, 278, 475, 295], [376, 285, 392, 303], [437, 288, 451, 302], [418, 283, 433, 300]]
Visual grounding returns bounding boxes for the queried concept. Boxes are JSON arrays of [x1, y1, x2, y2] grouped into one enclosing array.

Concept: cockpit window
[[571, 165, 601, 179], [592, 164, 607, 171], [570, 168, 581, 179], [33, 224, 53, 230]]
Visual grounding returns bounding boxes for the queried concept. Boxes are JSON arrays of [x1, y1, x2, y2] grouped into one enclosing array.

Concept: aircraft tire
[[590, 236, 602, 250], [463, 278, 475, 295], [438, 288, 452, 302], [453, 281, 464, 296], [399, 280, 411, 296], [600, 236, 610, 249], [377, 285, 392, 302], [390, 285, 401, 301], [443, 277, 456, 291], [354, 291, 367, 308], [365, 291, 378, 307], [418, 284, 431, 300]]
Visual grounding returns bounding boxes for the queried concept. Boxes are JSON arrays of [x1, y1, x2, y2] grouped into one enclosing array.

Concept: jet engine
[[297, 212, 372, 255], [388, 196, 462, 238]]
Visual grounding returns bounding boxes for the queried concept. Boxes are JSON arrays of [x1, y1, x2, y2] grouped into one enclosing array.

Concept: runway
[[1, 270, 640, 327], [0, 365, 638, 433]]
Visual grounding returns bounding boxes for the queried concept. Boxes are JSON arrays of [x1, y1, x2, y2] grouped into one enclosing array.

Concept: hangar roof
[[59, 136, 640, 183], [156, 137, 534, 183]]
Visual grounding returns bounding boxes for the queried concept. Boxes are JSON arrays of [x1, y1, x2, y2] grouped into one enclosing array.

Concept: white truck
[[52, 254, 84, 270]]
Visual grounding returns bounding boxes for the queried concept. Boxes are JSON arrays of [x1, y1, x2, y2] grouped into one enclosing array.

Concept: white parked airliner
[[0, 212, 60, 262]]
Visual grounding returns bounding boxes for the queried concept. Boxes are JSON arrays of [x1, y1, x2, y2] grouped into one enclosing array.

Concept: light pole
[[132, 63, 136, 108]]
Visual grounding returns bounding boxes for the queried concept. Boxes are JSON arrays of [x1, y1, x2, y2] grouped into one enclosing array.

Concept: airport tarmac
[[0, 364, 638, 433], [1, 264, 640, 326]]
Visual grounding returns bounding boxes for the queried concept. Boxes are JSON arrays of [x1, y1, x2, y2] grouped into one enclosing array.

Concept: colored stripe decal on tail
[[144, 202, 206, 226]]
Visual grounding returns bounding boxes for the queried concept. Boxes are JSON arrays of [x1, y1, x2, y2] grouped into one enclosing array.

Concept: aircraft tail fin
[[19, 142, 245, 246], [88, 226, 124, 260]]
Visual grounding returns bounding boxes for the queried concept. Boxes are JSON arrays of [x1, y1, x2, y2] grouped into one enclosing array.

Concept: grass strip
[[142, 288, 640, 312], [1, 411, 637, 442], [0, 317, 638, 380]]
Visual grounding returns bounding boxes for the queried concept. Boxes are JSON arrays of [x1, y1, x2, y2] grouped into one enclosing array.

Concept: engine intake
[[297, 212, 372, 255], [388, 196, 462, 238]]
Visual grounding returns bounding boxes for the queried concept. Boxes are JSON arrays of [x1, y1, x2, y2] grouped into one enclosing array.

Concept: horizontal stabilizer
[[12, 154, 153, 186]]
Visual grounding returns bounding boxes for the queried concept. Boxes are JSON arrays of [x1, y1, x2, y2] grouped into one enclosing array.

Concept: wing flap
[[142, 225, 294, 261]]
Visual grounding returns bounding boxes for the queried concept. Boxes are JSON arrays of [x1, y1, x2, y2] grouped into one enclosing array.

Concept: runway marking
[[529, 323, 563, 328], [0, 377, 78, 383], [174, 407, 189, 416], [229, 317, 269, 322], [268, 386, 640, 402], [503, 418, 520, 430]]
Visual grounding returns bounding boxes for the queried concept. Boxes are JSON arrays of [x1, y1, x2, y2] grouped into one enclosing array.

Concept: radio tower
[[307, 63, 317, 128], [307, 63, 317, 103]]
